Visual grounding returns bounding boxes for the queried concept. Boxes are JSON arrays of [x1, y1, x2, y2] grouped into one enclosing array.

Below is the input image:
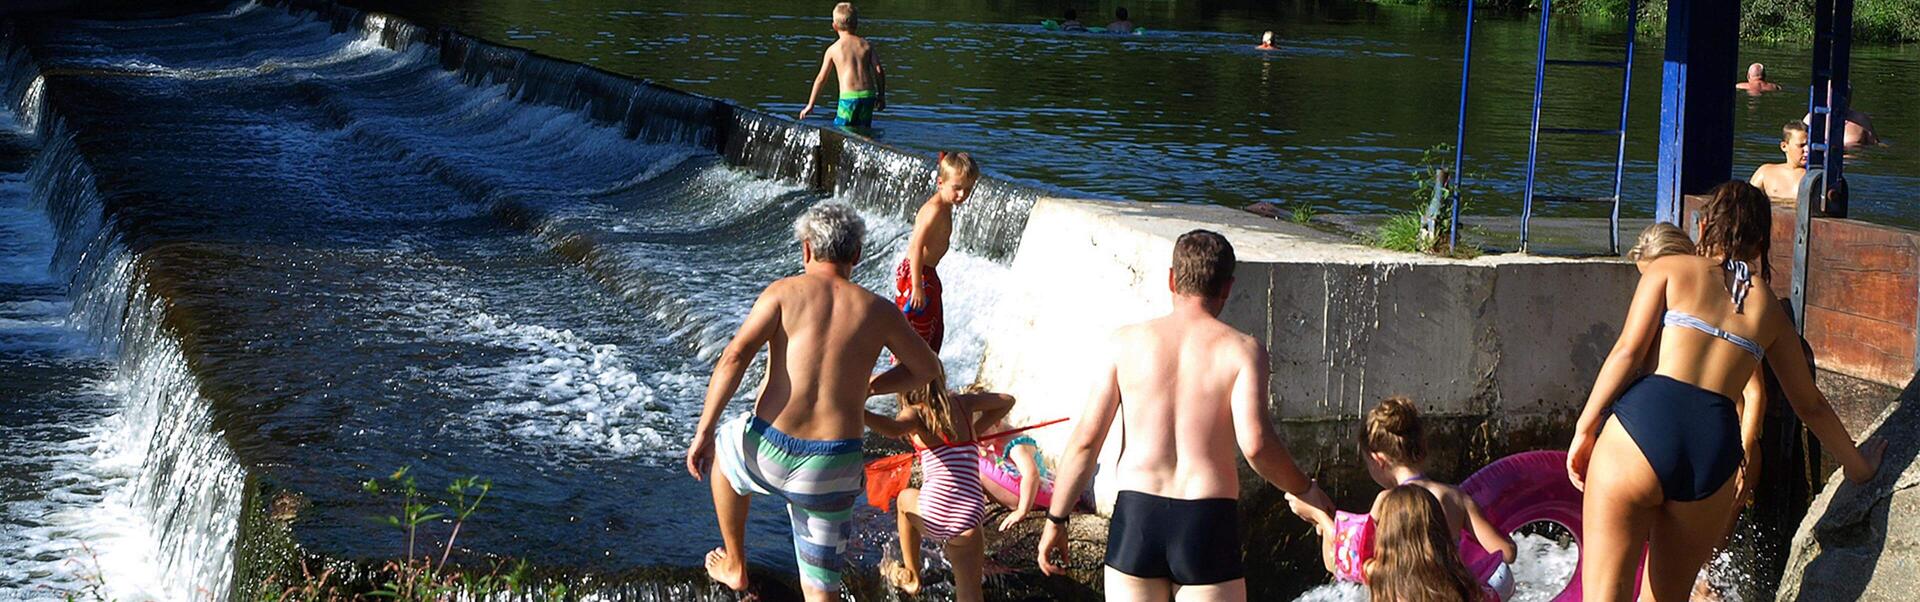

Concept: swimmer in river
[[895, 152, 978, 352], [686, 202, 942, 601], [1735, 63, 1781, 95], [1256, 31, 1276, 50], [798, 3, 886, 129], [1062, 8, 1086, 32], [1568, 182, 1882, 600], [1037, 230, 1333, 602], [1804, 107, 1880, 148], [1748, 121, 1808, 202], [1106, 7, 1136, 33], [1286, 396, 1518, 600]]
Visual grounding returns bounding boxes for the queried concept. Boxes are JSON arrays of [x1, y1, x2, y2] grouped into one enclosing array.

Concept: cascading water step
[[0, 2, 1026, 599]]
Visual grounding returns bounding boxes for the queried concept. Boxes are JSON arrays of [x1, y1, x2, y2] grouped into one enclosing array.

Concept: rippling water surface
[[354, 0, 1920, 228], [0, 4, 1018, 598], [0, 1, 1868, 599]]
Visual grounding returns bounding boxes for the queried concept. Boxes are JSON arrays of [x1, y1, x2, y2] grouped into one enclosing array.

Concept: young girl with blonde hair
[[865, 371, 1014, 601]]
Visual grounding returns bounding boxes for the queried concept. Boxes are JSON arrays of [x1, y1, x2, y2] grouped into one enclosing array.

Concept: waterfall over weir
[[0, 71, 243, 599], [0, 1, 1046, 599]]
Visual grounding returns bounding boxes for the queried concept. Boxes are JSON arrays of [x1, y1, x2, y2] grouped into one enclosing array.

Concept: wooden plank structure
[[1685, 196, 1920, 387]]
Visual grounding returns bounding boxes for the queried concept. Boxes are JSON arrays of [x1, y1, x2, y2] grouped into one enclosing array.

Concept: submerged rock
[[1776, 376, 1918, 602]]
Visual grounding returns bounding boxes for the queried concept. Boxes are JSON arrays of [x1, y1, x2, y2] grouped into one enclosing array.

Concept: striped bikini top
[[1661, 259, 1765, 359]]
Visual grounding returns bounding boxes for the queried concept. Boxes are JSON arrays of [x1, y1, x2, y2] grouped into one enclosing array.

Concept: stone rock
[[1776, 375, 1919, 602]]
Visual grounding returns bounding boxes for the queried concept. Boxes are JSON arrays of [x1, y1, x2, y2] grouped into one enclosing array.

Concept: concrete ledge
[[978, 198, 1640, 514]]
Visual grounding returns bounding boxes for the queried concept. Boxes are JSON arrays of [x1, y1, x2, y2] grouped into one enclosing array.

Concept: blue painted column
[[1654, 0, 1741, 223]]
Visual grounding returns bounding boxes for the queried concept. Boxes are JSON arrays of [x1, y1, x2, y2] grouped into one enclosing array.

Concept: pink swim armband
[[1330, 510, 1376, 583]]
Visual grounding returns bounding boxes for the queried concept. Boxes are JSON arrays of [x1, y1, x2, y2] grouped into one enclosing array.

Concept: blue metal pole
[[1521, 0, 1552, 252], [1448, 0, 1476, 251], [1608, 0, 1639, 255], [1654, 0, 1739, 224], [1807, 0, 1833, 176], [1825, 0, 1853, 217]]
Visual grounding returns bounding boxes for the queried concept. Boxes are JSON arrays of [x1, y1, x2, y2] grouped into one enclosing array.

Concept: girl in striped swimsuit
[[865, 374, 1016, 601]]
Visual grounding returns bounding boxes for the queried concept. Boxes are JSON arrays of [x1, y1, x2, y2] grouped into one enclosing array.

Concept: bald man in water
[[1736, 63, 1781, 95], [1037, 229, 1333, 602]]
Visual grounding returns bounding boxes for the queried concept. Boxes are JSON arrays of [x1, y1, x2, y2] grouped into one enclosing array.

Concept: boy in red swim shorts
[[896, 152, 978, 351]]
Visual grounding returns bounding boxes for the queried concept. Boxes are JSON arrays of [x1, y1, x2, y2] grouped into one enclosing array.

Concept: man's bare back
[[749, 272, 927, 440], [1107, 312, 1265, 500], [1039, 230, 1329, 599]]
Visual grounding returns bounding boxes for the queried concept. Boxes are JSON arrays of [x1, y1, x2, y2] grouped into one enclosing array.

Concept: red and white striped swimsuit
[[915, 438, 985, 541]]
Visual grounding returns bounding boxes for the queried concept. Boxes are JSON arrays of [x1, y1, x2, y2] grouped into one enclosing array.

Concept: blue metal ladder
[[1519, 0, 1639, 254], [1793, 0, 1856, 331]]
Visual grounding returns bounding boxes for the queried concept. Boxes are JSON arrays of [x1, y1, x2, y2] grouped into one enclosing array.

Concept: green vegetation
[[1287, 201, 1318, 224], [1370, 143, 1481, 258], [1366, 0, 1920, 44], [1370, 211, 1430, 252], [58, 468, 566, 602]]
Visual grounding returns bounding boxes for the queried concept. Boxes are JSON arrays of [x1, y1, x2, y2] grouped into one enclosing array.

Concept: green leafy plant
[[1372, 143, 1480, 257], [1287, 201, 1318, 224], [355, 468, 555, 601], [1371, 212, 1428, 252]]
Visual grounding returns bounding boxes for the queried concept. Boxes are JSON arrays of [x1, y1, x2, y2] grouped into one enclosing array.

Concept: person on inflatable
[[1287, 396, 1516, 599], [1298, 484, 1493, 601], [1568, 181, 1884, 601], [975, 419, 1089, 530]]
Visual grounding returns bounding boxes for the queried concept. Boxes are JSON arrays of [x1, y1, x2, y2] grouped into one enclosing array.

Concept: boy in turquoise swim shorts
[[798, 3, 886, 128]]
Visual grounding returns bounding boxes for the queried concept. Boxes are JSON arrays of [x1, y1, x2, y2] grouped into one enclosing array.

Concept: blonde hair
[[937, 151, 979, 185], [1627, 223, 1695, 263], [1368, 485, 1484, 602], [832, 3, 857, 31], [1360, 396, 1426, 467], [900, 369, 960, 442]]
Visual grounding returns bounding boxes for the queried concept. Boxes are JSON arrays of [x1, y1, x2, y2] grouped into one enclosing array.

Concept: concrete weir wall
[[975, 198, 1640, 592], [978, 198, 1639, 508]]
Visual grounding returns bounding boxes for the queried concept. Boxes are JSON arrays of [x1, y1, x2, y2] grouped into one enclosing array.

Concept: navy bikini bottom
[[1611, 375, 1742, 502]]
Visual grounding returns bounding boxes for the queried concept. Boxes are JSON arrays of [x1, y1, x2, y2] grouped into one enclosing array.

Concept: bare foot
[[880, 559, 921, 595], [705, 547, 750, 592]]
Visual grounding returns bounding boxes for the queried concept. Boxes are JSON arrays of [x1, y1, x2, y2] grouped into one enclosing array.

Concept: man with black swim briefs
[[1037, 230, 1333, 601]]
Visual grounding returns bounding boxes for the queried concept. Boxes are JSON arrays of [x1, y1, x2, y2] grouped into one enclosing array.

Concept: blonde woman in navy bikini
[[1568, 181, 1884, 601]]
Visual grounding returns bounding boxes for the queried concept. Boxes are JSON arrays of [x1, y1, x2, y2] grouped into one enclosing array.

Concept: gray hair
[[793, 202, 866, 265]]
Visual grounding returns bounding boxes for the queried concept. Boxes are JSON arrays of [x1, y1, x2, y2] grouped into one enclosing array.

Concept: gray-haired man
[[687, 202, 942, 600]]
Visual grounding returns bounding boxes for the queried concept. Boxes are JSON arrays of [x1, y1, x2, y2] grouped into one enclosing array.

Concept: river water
[[0, 3, 1022, 599], [351, 0, 1920, 229], [0, 0, 1839, 600]]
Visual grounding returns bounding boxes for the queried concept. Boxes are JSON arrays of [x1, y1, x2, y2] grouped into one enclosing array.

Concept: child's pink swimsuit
[[914, 437, 985, 540]]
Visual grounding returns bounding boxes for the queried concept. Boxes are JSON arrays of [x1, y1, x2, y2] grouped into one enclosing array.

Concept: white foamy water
[[461, 310, 677, 457], [0, 153, 207, 601], [855, 208, 1012, 389]]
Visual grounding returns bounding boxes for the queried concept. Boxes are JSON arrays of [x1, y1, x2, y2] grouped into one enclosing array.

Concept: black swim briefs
[[1104, 490, 1244, 585]]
